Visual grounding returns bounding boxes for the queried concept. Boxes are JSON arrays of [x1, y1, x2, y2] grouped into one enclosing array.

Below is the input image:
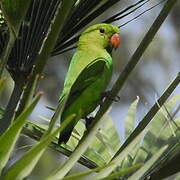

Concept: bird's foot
[[85, 117, 95, 130], [101, 91, 120, 103]]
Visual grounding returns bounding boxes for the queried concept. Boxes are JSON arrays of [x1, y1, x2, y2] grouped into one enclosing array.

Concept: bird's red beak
[[110, 33, 121, 48]]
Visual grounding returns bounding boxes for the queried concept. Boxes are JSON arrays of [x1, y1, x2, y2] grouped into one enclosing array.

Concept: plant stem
[[0, 77, 24, 134]]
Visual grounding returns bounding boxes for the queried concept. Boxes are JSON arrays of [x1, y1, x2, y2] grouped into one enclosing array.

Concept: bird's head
[[79, 23, 121, 50]]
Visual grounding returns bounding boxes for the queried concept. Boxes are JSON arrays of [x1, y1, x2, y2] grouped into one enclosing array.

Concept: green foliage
[[0, 79, 77, 179], [125, 97, 139, 138], [0, 93, 42, 174], [128, 146, 168, 180], [0, 0, 179, 180], [3, 114, 75, 180], [122, 94, 180, 168], [64, 115, 121, 166], [100, 163, 143, 180], [19, 91, 180, 180]]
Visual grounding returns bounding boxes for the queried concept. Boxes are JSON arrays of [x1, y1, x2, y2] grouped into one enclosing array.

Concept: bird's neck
[[79, 43, 100, 50], [78, 43, 113, 59], [78, 41, 108, 54]]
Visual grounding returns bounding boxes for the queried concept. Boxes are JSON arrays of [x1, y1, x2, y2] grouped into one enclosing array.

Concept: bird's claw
[[85, 117, 94, 129], [101, 91, 120, 102]]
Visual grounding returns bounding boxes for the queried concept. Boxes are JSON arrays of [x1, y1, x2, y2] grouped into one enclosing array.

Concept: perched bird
[[59, 23, 121, 144]]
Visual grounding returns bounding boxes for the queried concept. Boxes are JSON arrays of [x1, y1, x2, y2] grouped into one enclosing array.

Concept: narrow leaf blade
[[0, 93, 42, 173], [3, 114, 75, 180], [128, 145, 168, 180], [125, 97, 139, 139]]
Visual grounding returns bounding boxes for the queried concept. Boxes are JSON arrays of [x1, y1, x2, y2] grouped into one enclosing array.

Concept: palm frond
[[0, 0, 165, 77], [7, 0, 61, 78]]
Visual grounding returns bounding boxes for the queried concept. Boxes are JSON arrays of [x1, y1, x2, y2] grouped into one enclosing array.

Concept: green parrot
[[59, 23, 120, 144]]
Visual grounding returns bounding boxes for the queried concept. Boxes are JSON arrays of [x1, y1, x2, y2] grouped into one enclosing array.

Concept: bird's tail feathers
[[58, 109, 82, 144], [58, 128, 74, 144]]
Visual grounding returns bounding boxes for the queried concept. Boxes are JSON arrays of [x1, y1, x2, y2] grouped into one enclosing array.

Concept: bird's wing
[[65, 57, 107, 108]]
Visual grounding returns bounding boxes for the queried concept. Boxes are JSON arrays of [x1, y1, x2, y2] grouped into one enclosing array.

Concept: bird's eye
[[99, 28, 105, 33]]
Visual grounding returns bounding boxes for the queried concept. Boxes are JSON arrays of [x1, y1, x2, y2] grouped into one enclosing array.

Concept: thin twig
[[104, 0, 151, 23], [119, 0, 166, 28]]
